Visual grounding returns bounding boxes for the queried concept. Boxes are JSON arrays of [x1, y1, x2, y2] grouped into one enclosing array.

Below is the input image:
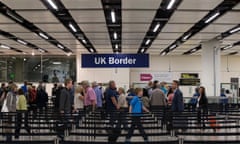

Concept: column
[[201, 38, 221, 96]]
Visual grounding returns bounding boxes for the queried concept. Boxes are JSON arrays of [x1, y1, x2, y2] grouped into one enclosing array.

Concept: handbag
[[1, 98, 8, 112]]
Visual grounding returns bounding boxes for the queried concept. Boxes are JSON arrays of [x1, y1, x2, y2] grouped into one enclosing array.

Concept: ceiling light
[[145, 39, 151, 45], [115, 44, 118, 49], [0, 44, 10, 49], [67, 52, 72, 56], [90, 48, 94, 52], [57, 44, 64, 49], [223, 45, 233, 50], [169, 44, 177, 50], [153, 23, 160, 32], [69, 23, 77, 32], [7, 10, 23, 23], [38, 48, 45, 53], [32, 52, 35, 56], [191, 49, 197, 52], [82, 39, 87, 44], [53, 62, 61, 65], [230, 27, 240, 33], [167, 0, 176, 10], [182, 33, 191, 41], [23, 58, 27, 61], [205, 12, 220, 23], [39, 32, 49, 39], [22, 52, 26, 54], [113, 32, 117, 40], [161, 52, 167, 56], [47, 0, 58, 10], [141, 48, 145, 53], [111, 10, 116, 23], [17, 39, 27, 45]]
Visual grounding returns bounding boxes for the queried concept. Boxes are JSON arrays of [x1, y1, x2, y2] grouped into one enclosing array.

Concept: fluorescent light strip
[[205, 12, 220, 23], [113, 32, 117, 40], [82, 39, 87, 44], [115, 44, 118, 49], [167, 0, 176, 10], [169, 44, 176, 50], [141, 48, 145, 53], [153, 23, 160, 32], [183, 33, 191, 41], [90, 48, 94, 52], [17, 39, 27, 45], [7, 11, 23, 23], [145, 39, 151, 45], [223, 45, 233, 50], [0, 44, 10, 49], [111, 10, 116, 23], [191, 49, 197, 52], [53, 62, 61, 65], [39, 32, 49, 39], [57, 44, 64, 49], [47, 0, 58, 10], [230, 27, 240, 33], [69, 23, 77, 32], [161, 52, 167, 56]]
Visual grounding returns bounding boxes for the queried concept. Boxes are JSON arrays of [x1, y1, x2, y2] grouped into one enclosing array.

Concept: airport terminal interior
[[0, 0, 240, 143]]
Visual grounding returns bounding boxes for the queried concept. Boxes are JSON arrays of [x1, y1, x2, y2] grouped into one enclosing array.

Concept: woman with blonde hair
[[74, 86, 84, 110]]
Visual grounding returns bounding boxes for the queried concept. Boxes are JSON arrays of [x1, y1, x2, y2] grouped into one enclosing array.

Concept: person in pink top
[[167, 87, 174, 106], [81, 81, 96, 112]]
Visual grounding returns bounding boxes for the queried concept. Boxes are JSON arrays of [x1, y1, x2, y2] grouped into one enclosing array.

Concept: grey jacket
[[6, 91, 16, 112], [59, 88, 72, 113], [150, 89, 167, 107]]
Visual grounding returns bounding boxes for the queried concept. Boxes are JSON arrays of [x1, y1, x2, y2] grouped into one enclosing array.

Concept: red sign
[[140, 73, 153, 81]]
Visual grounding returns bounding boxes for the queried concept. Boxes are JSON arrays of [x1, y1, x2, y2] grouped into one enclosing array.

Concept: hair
[[8, 83, 17, 91], [75, 86, 84, 94], [167, 87, 174, 96], [92, 81, 98, 87], [134, 87, 143, 95], [199, 86, 206, 97], [81, 80, 90, 87], [118, 87, 125, 94], [152, 80, 159, 89], [173, 80, 179, 86], [108, 80, 115, 88], [18, 88, 24, 95], [65, 78, 72, 86]]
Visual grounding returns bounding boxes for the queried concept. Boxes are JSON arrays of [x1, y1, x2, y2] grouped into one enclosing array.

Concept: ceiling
[[0, 0, 239, 56]]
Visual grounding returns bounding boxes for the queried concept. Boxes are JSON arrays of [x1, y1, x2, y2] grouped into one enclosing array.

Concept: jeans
[[126, 116, 147, 140]]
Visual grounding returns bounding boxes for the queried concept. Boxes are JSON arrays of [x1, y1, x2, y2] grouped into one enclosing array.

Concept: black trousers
[[197, 108, 207, 127], [15, 112, 31, 137], [126, 116, 147, 140]]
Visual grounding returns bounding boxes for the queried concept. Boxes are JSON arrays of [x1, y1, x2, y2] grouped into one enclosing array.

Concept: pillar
[[201, 38, 221, 96]]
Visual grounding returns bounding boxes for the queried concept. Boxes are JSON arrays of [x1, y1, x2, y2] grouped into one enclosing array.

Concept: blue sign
[[81, 54, 149, 68]]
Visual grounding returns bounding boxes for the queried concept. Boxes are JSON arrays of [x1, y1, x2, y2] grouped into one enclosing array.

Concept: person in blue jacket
[[125, 88, 149, 143]]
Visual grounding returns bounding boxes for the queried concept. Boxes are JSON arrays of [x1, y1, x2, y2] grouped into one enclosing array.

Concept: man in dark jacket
[[57, 78, 73, 140], [171, 80, 184, 112]]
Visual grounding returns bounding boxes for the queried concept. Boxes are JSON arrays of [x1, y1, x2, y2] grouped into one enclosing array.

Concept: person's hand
[[116, 105, 120, 110]]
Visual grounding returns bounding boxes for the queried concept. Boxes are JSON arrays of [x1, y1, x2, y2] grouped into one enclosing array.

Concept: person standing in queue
[[105, 80, 120, 142], [197, 86, 208, 128], [81, 81, 96, 112], [58, 78, 73, 140], [125, 88, 149, 143], [169, 80, 184, 131]]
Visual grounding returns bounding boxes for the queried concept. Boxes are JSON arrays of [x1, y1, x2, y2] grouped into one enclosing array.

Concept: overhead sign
[[81, 54, 149, 68], [139, 72, 172, 82]]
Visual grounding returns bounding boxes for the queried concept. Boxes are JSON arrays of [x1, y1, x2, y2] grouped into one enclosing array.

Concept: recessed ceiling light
[[141, 48, 145, 53], [113, 32, 117, 40], [230, 27, 240, 34], [182, 33, 191, 41], [90, 48, 94, 52], [111, 10, 116, 23], [167, 0, 176, 10], [145, 39, 151, 45], [153, 23, 160, 32], [57, 44, 64, 49], [47, 0, 58, 10], [82, 39, 87, 44], [32, 52, 35, 56], [169, 44, 177, 50], [115, 44, 118, 49], [69, 23, 77, 32], [161, 51, 167, 56], [205, 12, 220, 23], [39, 32, 49, 39], [0, 44, 10, 49], [17, 39, 27, 45]]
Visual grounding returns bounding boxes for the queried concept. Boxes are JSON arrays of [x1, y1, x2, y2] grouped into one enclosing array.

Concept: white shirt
[[74, 93, 84, 109]]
